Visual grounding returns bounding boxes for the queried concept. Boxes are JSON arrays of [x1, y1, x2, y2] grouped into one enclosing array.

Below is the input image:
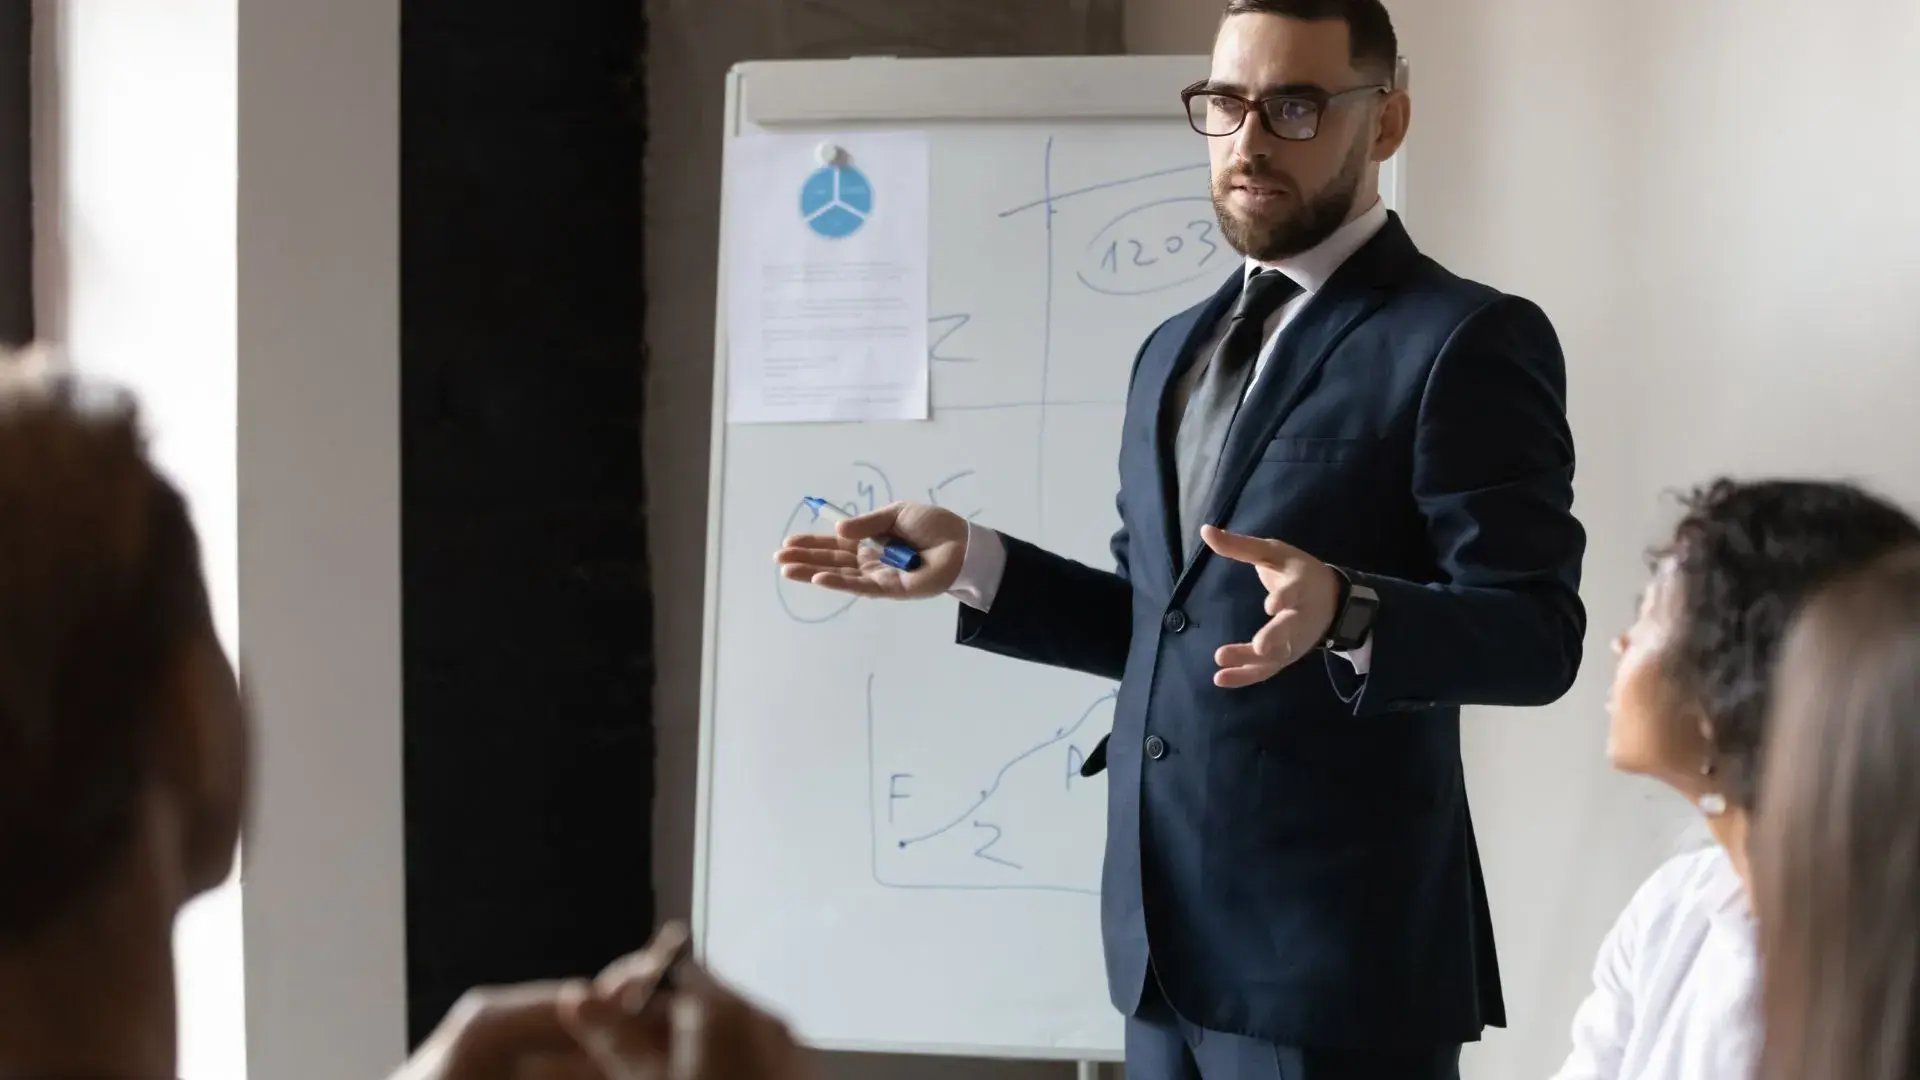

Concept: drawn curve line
[[774, 499, 857, 625], [774, 463, 897, 625], [895, 688, 1118, 848], [866, 674, 1102, 897], [1076, 267, 1220, 298]]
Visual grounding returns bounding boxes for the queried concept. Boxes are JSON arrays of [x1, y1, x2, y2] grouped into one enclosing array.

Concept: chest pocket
[[1260, 436, 1373, 464], [1240, 436, 1383, 556]]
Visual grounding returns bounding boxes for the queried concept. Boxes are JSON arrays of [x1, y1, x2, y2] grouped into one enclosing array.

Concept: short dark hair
[[0, 363, 213, 944], [1222, 0, 1399, 81], [1654, 479, 1920, 811], [1757, 547, 1920, 1080]]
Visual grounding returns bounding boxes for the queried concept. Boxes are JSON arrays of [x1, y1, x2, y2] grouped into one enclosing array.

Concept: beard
[[1212, 134, 1369, 261]]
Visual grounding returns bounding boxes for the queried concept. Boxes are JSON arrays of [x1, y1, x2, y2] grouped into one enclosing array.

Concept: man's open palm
[[775, 501, 968, 600]]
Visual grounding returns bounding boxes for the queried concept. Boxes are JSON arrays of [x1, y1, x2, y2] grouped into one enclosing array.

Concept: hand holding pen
[[777, 499, 971, 600], [559, 921, 814, 1080]]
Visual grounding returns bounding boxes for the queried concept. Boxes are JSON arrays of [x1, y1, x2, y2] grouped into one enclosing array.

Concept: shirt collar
[[1243, 196, 1389, 296], [1701, 844, 1757, 938]]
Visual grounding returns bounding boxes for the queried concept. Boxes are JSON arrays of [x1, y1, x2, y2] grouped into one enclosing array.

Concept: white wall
[[33, 1, 407, 1077], [1130, 1, 1920, 1077], [30, 2, 246, 1076]]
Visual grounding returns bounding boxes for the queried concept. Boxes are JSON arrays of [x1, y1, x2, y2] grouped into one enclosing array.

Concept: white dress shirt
[[1550, 846, 1761, 1080], [949, 197, 1392, 674]]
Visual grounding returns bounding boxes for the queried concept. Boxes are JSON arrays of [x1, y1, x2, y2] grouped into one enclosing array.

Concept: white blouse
[[1550, 846, 1761, 1080]]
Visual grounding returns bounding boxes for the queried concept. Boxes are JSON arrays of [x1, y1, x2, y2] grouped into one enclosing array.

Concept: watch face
[[1337, 593, 1378, 645], [1339, 605, 1370, 640]]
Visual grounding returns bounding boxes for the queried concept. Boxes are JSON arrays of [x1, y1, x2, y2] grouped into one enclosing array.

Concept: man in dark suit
[[778, 1, 1586, 1075]]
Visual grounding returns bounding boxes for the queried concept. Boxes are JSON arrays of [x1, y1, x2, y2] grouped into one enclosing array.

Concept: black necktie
[[1171, 269, 1302, 551]]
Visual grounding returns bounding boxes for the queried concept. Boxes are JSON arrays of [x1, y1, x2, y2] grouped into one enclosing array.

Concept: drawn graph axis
[[867, 673, 1111, 897], [839, 147, 1205, 898]]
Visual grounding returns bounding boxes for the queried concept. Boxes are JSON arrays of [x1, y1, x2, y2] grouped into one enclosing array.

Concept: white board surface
[[696, 55, 1402, 1061]]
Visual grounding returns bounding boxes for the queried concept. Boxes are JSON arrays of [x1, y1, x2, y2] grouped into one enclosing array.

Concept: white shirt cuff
[[1333, 638, 1373, 675], [947, 522, 1007, 612]]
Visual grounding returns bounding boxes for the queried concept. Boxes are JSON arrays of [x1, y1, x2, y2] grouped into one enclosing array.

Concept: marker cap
[[879, 543, 920, 572]]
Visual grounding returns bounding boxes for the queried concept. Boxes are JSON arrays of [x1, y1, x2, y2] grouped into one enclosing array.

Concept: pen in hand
[[802, 496, 922, 571], [608, 920, 692, 1016]]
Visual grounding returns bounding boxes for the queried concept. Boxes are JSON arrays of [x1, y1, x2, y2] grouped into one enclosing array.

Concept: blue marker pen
[[802, 496, 922, 571]]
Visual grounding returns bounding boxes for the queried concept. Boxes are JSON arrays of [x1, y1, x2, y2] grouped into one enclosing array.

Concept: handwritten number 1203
[[1099, 220, 1220, 276]]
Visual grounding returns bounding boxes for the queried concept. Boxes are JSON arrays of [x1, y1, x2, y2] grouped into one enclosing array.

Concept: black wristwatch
[[1323, 566, 1380, 652]]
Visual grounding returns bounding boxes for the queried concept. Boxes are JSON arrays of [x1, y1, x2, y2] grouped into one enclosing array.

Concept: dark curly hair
[[1655, 479, 1920, 811]]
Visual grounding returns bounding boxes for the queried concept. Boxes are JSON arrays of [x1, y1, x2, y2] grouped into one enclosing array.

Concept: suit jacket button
[[1145, 735, 1167, 760], [1162, 609, 1188, 633]]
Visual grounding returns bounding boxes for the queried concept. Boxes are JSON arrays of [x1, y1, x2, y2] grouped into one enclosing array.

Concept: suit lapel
[[1142, 269, 1244, 576], [1174, 214, 1420, 593]]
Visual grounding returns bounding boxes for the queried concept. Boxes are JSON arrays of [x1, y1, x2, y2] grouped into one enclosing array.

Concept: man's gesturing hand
[[775, 501, 968, 600], [1199, 524, 1341, 689]]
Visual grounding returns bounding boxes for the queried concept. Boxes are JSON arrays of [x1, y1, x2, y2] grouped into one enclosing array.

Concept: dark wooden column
[[0, 0, 31, 347], [400, 0, 653, 1043]]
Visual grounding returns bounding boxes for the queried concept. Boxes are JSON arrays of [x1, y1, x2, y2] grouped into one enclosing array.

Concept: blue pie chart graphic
[[800, 165, 873, 239]]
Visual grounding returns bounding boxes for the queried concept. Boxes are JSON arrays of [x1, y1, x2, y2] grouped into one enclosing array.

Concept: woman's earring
[[1695, 717, 1724, 814]]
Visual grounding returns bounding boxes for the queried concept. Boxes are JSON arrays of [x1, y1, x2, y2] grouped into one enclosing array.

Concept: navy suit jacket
[[956, 213, 1586, 1050]]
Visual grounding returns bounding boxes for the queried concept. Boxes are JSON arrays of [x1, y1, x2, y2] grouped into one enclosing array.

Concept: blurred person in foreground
[[1755, 546, 1920, 1080], [0, 351, 806, 1080]]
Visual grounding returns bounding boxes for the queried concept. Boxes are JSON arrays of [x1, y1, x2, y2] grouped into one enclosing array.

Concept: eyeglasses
[[1181, 81, 1389, 141]]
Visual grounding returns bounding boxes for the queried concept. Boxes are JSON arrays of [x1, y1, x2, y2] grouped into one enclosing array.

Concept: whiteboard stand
[[696, 54, 1405, 1069]]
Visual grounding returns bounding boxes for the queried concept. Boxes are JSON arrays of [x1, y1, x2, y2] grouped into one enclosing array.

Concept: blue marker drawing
[[1076, 198, 1225, 297], [802, 496, 921, 571], [800, 163, 873, 239], [973, 144, 1212, 538], [888, 773, 914, 824], [774, 499, 858, 625], [774, 463, 896, 625], [1038, 136, 1056, 537], [865, 673, 1106, 897], [997, 160, 1209, 219], [929, 313, 975, 364], [892, 689, 1116, 850], [972, 822, 1022, 870], [928, 469, 984, 523]]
